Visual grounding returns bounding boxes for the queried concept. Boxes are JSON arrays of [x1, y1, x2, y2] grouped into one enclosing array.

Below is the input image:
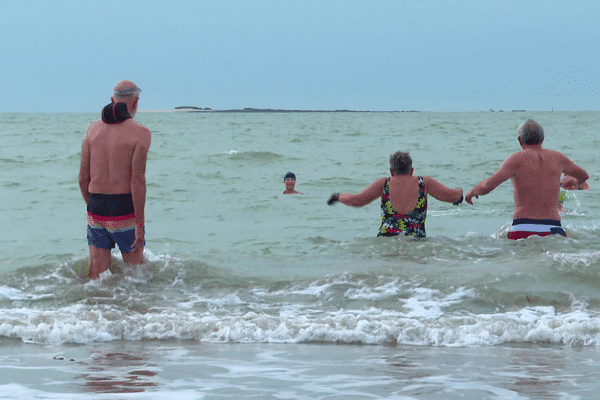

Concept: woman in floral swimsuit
[[327, 151, 463, 238]]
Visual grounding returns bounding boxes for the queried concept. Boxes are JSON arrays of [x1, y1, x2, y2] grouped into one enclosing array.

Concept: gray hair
[[112, 80, 142, 100], [517, 119, 544, 145], [389, 151, 412, 175], [113, 87, 141, 100]]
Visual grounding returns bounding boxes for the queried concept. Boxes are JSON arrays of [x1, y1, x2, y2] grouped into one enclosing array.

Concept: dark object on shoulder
[[102, 102, 132, 124], [327, 193, 340, 205]]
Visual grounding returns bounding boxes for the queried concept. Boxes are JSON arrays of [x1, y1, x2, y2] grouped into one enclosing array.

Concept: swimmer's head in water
[[284, 172, 296, 182]]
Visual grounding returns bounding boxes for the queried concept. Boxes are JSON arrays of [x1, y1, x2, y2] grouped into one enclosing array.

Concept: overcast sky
[[2, 0, 599, 112]]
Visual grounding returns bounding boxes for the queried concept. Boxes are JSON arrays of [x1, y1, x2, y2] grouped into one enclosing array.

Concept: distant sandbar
[[173, 106, 420, 113]]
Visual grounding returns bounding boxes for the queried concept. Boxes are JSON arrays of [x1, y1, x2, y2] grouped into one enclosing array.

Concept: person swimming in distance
[[282, 172, 303, 194], [465, 119, 588, 239], [327, 151, 463, 238]]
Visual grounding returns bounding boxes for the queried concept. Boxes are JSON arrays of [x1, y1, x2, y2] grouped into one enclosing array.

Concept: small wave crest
[[209, 150, 285, 165]]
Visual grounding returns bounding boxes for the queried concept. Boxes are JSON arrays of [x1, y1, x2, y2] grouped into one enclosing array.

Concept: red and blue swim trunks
[[507, 218, 566, 240], [86, 193, 143, 253]]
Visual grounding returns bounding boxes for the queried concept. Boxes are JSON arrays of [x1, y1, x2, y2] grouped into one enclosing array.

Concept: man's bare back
[[501, 147, 577, 220], [83, 119, 151, 195], [465, 119, 588, 238]]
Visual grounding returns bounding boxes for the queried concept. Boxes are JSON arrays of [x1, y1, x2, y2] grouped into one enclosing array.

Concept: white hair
[[112, 86, 141, 100]]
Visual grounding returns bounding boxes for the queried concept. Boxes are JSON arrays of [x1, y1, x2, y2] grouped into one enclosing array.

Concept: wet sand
[[2, 338, 600, 398]]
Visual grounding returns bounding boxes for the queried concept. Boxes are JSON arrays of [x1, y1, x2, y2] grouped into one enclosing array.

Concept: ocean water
[[0, 110, 599, 398]]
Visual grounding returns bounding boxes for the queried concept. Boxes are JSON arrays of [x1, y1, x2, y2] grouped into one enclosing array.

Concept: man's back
[[84, 118, 151, 194], [466, 144, 587, 220], [510, 147, 565, 220]]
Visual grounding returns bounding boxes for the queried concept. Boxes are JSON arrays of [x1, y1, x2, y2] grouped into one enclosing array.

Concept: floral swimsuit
[[378, 177, 427, 238]]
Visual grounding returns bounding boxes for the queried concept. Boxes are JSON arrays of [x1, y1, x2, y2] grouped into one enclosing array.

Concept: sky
[[1, 0, 599, 112]]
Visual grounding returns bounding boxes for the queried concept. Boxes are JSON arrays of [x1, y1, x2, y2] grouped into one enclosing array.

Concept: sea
[[0, 110, 599, 399]]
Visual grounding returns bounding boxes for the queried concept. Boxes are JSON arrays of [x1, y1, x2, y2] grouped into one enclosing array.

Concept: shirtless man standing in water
[[79, 80, 152, 278], [465, 119, 588, 240]]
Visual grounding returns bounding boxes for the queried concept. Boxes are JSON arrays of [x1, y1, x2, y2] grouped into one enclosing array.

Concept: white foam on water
[[0, 286, 54, 301], [2, 255, 600, 347]]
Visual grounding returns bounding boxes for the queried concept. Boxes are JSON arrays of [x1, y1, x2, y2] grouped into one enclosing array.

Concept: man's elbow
[[78, 174, 89, 189], [477, 182, 495, 195], [131, 175, 146, 189], [570, 170, 590, 184]]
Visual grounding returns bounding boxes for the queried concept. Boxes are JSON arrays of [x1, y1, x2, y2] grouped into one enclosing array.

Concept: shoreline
[[173, 107, 422, 113], [2, 340, 600, 397]]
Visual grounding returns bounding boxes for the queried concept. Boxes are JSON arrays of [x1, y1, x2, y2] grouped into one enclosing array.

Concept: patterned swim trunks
[[86, 193, 142, 253]]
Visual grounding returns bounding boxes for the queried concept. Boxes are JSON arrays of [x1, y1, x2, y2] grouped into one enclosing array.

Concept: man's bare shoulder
[[84, 119, 105, 141], [542, 148, 567, 158], [508, 148, 527, 158], [87, 119, 103, 128], [500, 150, 526, 166], [123, 119, 151, 132], [86, 119, 102, 132], [530, 148, 570, 166], [125, 121, 151, 150], [130, 120, 151, 141], [508, 148, 563, 161]]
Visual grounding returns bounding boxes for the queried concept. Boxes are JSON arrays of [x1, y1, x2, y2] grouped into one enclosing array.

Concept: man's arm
[[466, 154, 517, 204], [562, 156, 589, 186], [130, 127, 151, 226], [129, 127, 151, 254], [78, 137, 91, 204], [561, 175, 580, 190]]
